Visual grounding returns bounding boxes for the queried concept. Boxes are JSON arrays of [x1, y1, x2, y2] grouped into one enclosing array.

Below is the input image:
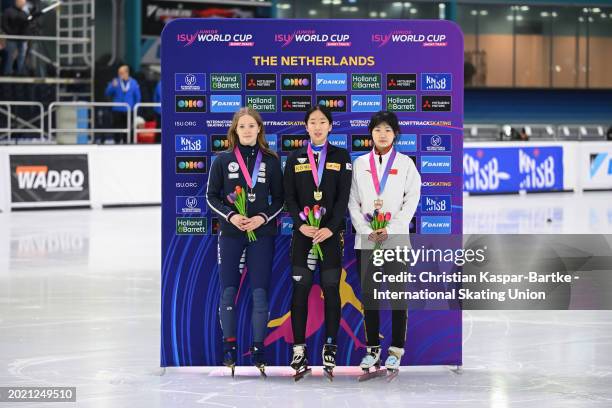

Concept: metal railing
[[0, 102, 45, 143], [133, 103, 161, 144], [48, 101, 131, 143]]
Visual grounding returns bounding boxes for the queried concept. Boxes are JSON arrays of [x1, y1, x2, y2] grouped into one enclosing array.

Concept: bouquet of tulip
[[227, 185, 256, 242], [299, 205, 326, 260], [364, 210, 392, 251]]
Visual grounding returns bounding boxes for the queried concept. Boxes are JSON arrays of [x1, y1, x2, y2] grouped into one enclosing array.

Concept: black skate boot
[[290, 344, 311, 382], [322, 339, 337, 382], [222, 340, 237, 377], [250, 342, 267, 378]]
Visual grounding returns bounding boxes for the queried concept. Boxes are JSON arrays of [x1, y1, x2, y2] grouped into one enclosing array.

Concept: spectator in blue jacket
[[104, 65, 141, 143]]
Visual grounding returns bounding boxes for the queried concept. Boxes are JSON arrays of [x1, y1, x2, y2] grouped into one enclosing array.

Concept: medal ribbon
[[234, 147, 263, 189], [369, 148, 397, 196], [307, 142, 327, 190]]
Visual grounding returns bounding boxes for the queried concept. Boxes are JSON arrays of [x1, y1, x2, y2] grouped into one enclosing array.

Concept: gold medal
[[314, 190, 323, 201], [374, 198, 383, 210]]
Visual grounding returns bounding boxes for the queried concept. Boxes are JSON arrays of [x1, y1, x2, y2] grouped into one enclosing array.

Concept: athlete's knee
[[252, 288, 268, 312], [220, 286, 237, 310], [320, 268, 340, 290], [292, 267, 313, 288]]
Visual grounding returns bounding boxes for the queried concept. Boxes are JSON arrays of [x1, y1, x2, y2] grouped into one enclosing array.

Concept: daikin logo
[[177, 29, 253, 47], [274, 30, 350, 47], [372, 31, 447, 47], [210, 95, 241, 113], [351, 95, 382, 112], [316, 73, 347, 91], [420, 216, 451, 234]]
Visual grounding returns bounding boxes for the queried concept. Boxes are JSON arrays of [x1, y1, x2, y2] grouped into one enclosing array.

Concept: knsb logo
[[386, 73, 417, 90], [246, 73, 277, 91], [176, 30, 253, 47], [351, 135, 373, 152], [317, 95, 347, 112], [421, 73, 452, 91], [246, 95, 276, 113], [281, 95, 312, 112], [421, 95, 452, 112], [421, 195, 451, 213], [175, 95, 206, 113], [281, 217, 294, 235], [176, 196, 206, 215], [281, 73, 312, 90], [210, 73, 241, 91], [421, 134, 451, 152], [274, 30, 350, 47], [395, 134, 417, 152], [328, 134, 347, 149], [210, 135, 229, 153], [589, 153, 612, 179], [281, 135, 309, 152], [386, 95, 416, 112], [420, 216, 451, 234], [15, 166, 85, 192], [210, 95, 242, 113], [372, 31, 447, 47], [463, 152, 510, 192], [175, 135, 206, 153], [175, 73, 206, 91], [351, 95, 382, 112], [518, 149, 556, 190], [420, 156, 452, 173], [176, 156, 207, 174], [265, 134, 278, 151], [176, 218, 207, 235], [316, 73, 347, 91], [351, 73, 381, 91]]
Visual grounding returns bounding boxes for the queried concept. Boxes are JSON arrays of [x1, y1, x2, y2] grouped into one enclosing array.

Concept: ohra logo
[[15, 166, 84, 192], [281, 135, 309, 152], [175, 156, 207, 174], [351, 135, 373, 151], [175, 95, 206, 112], [317, 95, 346, 112], [211, 135, 229, 152], [177, 160, 205, 170], [177, 99, 203, 108], [281, 73, 312, 90]]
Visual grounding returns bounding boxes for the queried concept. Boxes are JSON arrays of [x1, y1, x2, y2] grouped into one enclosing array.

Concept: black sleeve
[[283, 152, 304, 228], [325, 150, 352, 233], [206, 156, 236, 221], [258, 155, 284, 224]]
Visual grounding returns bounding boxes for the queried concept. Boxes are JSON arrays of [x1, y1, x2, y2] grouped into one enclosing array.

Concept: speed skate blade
[[358, 368, 386, 382], [386, 369, 399, 382], [293, 367, 312, 382]]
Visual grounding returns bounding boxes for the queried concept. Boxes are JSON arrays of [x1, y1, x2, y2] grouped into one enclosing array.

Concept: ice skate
[[322, 342, 337, 382], [250, 343, 267, 378], [222, 341, 237, 378], [385, 346, 404, 382], [358, 346, 386, 382], [291, 344, 311, 382]]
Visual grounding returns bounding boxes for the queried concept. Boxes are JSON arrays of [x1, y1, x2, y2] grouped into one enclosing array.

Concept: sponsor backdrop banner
[[463, 146, 564, 194], [161, 19, 463, 367], [9, 154, 90, 204]]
